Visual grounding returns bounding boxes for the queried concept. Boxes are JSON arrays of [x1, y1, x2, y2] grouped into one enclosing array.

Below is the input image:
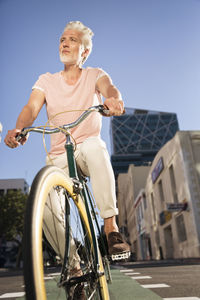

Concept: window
[[143, 193, 147, 210], [169, 165, 178, 203], [158, 179, 165, 211], [158, 180, 165, 202], [151, 192, 156, 223], [176, 214, 187, 242]]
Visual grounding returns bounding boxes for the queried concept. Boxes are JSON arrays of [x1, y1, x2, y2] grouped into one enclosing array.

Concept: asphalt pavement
[[1, 258, 200, 300], [0, 264, 162, 300]]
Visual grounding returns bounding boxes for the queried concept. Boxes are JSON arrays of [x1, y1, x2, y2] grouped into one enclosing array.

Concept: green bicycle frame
[[64, 134, 101, 272]]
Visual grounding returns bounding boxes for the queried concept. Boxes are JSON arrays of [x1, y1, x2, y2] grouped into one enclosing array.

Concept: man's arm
[[96, 75, 124, 116], [4, 89, 45, 148]]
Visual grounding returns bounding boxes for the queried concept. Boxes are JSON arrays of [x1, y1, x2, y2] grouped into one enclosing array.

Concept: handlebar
[[16, 105, 109, 142]]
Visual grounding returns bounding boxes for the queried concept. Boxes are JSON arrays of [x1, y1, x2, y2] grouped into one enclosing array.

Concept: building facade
[[0, 178, 29, 196], [110, 108, 179, 177], [117, 131, 200, 260], [145, 131, 200, 259]]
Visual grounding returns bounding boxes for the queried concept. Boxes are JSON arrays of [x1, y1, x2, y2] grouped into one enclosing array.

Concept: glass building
[[110, 107, 179, 177]]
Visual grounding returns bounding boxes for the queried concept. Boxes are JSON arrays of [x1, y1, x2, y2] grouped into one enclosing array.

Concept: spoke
[[41, 184, 101, 299]]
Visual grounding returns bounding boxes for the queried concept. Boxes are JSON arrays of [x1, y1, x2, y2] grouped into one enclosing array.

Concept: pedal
[[110, 251, 131, 261]]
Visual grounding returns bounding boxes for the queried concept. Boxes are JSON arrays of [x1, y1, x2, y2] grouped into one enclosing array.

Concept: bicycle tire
[[23, 165, 109, 300]]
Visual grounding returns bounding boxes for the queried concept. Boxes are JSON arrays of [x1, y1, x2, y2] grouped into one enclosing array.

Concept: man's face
[[59, 29, 87, 66]]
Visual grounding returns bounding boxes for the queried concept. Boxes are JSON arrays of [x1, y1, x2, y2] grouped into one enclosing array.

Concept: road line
[[0, 292, 25, 298], [120, 269, 134, 272], [47, 272, 61, 276], [141, 283, 170, 288], [44, 276, 54, 280], [125, 272, 141, 275], [163, 298, 200, 300], [131, 275, 152, 279]]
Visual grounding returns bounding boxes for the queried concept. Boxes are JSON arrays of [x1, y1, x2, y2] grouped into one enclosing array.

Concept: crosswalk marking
[[131, 275, 152, 279], [0, 292, 25, 299], [125, 272, 141, 275], [141, 283, 170, 288], [44, 276, 54, 280], [119, 267, 199, 299], [47, 272, 60, 276], [120, 269, 134, 272]]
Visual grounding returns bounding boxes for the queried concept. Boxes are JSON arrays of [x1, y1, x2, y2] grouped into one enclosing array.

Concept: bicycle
[[18, 105, 113, 300]]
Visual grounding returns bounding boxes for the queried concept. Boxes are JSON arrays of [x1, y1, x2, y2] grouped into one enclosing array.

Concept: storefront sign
[[166, 202, 188, 212], [159, 210, 172, 225]]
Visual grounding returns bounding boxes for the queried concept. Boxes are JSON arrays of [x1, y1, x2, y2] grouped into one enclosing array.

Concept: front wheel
[[23, 165, 109, 299]]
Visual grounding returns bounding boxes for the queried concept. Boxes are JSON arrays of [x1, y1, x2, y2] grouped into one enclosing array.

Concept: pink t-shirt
[[32, 67, 109, 155]]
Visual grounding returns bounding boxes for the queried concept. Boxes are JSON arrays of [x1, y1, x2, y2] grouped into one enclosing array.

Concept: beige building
[[117, 165, 150, 258], [146, 131, 200, 259], [117, 131, 200, 260]]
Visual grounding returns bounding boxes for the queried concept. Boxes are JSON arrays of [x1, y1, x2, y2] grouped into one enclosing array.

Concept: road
[[114, 260, 200, 299], [0, 260, 200, 299]]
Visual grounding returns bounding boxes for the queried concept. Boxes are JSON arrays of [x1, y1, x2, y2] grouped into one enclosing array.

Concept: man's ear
[[82, 48, 89, 59]]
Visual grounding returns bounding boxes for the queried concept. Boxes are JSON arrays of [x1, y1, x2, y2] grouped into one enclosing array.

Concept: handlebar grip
[[99, 104, 126, 116], [98, 105, 110, 116], [15, 134, 23, 142], [15, 129, 28, 142]]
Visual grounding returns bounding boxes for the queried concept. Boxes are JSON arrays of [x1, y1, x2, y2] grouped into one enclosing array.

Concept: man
[[4, 21, 130, 258]]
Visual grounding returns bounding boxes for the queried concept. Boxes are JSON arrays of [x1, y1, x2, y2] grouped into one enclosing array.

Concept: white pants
[[43, 136, 118, 263], [46, 136, 118, 219], [43, 187, 80, 268]]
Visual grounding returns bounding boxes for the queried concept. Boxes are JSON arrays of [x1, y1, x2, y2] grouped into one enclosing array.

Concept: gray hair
[[63, 21, 94, 64]]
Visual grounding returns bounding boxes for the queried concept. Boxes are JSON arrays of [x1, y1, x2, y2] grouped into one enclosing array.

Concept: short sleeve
[[32, 73, 49, 94], [96, 68, 112, 83], [32, 85, 45, 93]]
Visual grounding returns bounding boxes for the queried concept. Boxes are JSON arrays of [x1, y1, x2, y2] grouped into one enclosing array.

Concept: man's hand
[[104, 97, 124, 116], [4, 129, 27, 148]]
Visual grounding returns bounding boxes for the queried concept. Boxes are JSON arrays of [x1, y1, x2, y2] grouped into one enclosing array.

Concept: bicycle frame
[[64, 132, 102, 275]]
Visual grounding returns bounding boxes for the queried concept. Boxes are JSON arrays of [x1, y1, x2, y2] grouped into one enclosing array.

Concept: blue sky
[[1, 0, 200, 185]]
